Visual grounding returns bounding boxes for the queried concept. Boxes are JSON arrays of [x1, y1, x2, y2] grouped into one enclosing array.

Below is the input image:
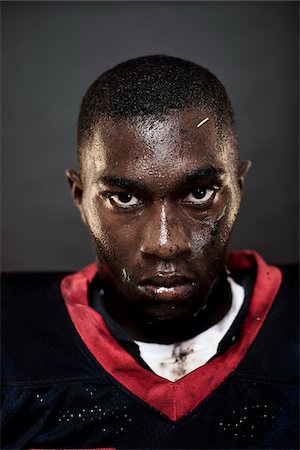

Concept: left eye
[[109, 193, 140, 208], [183, 188, 215, 204]]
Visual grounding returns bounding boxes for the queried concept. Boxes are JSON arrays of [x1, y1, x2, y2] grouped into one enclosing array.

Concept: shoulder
[[1, 271, 71, 318], [277, 262, 299, 294], [267, 262, 299, 321], [2, 271, 72, 299], [1, 271, 72, 330], [238, 261, 299, 380], [1, 270, 99, 383], [268, 262, 299, 341]]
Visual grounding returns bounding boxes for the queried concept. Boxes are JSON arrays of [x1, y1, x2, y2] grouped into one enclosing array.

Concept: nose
[[140, 203, 191, 260]]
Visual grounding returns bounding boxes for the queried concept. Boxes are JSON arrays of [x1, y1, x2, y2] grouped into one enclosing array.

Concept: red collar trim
[[60, 251, 281, 421]]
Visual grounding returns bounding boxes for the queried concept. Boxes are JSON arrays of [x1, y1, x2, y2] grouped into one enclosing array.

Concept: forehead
[[81, 109, 234, 184]]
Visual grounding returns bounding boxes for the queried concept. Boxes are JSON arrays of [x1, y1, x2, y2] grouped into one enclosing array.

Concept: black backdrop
[[2, 1, 299, 270]]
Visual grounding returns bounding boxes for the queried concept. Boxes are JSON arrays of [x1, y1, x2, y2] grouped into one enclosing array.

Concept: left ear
[[238, 160, 252, 190]]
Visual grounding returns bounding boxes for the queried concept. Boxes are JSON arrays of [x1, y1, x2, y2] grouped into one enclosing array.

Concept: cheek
[[83, 197, 138, 266], [82, 196, 116, 258], [190, 223, 213, 253], [189, 185, 240, 253], [190, 216, 233, 259]]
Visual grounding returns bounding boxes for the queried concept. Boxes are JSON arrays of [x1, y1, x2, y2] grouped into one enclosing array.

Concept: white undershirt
[[134, 277, 245, 382]]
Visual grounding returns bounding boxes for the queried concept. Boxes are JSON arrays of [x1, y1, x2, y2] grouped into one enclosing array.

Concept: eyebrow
[[98, 167, 225, 191], [99, 175, 143, 190], [179, 167, 225, 184]]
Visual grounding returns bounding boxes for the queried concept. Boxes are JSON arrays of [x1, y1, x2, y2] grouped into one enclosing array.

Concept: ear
[[65, 169, 87, 224], [238, 160, 252, 190]]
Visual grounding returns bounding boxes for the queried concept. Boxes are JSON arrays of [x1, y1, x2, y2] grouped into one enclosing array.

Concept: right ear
[[65, 169, 83, 205], [65, 169, 87, 223]]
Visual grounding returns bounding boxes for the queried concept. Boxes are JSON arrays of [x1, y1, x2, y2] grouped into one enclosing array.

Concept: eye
[[183, 188, 215, 205], [108, 192, 140, 208]]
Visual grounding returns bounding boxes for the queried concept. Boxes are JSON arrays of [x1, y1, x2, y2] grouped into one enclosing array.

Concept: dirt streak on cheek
[[190, 218, 216, 253]]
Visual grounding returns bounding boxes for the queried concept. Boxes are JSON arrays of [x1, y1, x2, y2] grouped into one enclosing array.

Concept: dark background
[[2, 1, 299, 270]]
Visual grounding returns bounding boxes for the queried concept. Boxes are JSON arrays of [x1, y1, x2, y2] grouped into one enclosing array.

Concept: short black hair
[[77, 55, 238, 164]]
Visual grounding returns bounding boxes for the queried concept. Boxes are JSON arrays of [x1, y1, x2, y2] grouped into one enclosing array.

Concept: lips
[[138, 274, 196, 300]]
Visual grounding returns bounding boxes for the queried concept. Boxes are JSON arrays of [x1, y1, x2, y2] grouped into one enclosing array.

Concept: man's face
[[72, 109, 245, 324]]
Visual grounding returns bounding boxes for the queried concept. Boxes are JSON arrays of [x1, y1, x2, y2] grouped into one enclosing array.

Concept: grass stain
[[217, 204, 227, 221]]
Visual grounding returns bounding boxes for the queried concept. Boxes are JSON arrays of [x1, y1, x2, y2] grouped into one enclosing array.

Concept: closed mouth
[[138, 275, 196, 300], [140, 275, 194, 287]]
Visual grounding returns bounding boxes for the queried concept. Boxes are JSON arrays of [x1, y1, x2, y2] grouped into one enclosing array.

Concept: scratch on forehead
[[196, 117, 209, 128]]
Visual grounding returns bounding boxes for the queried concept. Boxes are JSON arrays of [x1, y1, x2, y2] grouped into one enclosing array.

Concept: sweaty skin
[[67, 109, 250, 343]]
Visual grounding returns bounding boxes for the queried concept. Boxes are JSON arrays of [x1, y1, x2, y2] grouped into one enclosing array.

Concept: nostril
[[169, 245, 179, 255], [141, 240, 191, 260]]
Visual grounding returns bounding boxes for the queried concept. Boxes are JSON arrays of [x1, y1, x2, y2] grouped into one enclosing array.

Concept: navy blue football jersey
[[1, 251, 299, 449]]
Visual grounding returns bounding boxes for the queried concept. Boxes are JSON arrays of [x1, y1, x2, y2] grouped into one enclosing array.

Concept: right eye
[[107, 193, 141, 208]]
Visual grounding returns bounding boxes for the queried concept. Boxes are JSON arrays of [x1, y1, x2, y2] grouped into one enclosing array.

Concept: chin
[[132, 299, 201, 325]]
